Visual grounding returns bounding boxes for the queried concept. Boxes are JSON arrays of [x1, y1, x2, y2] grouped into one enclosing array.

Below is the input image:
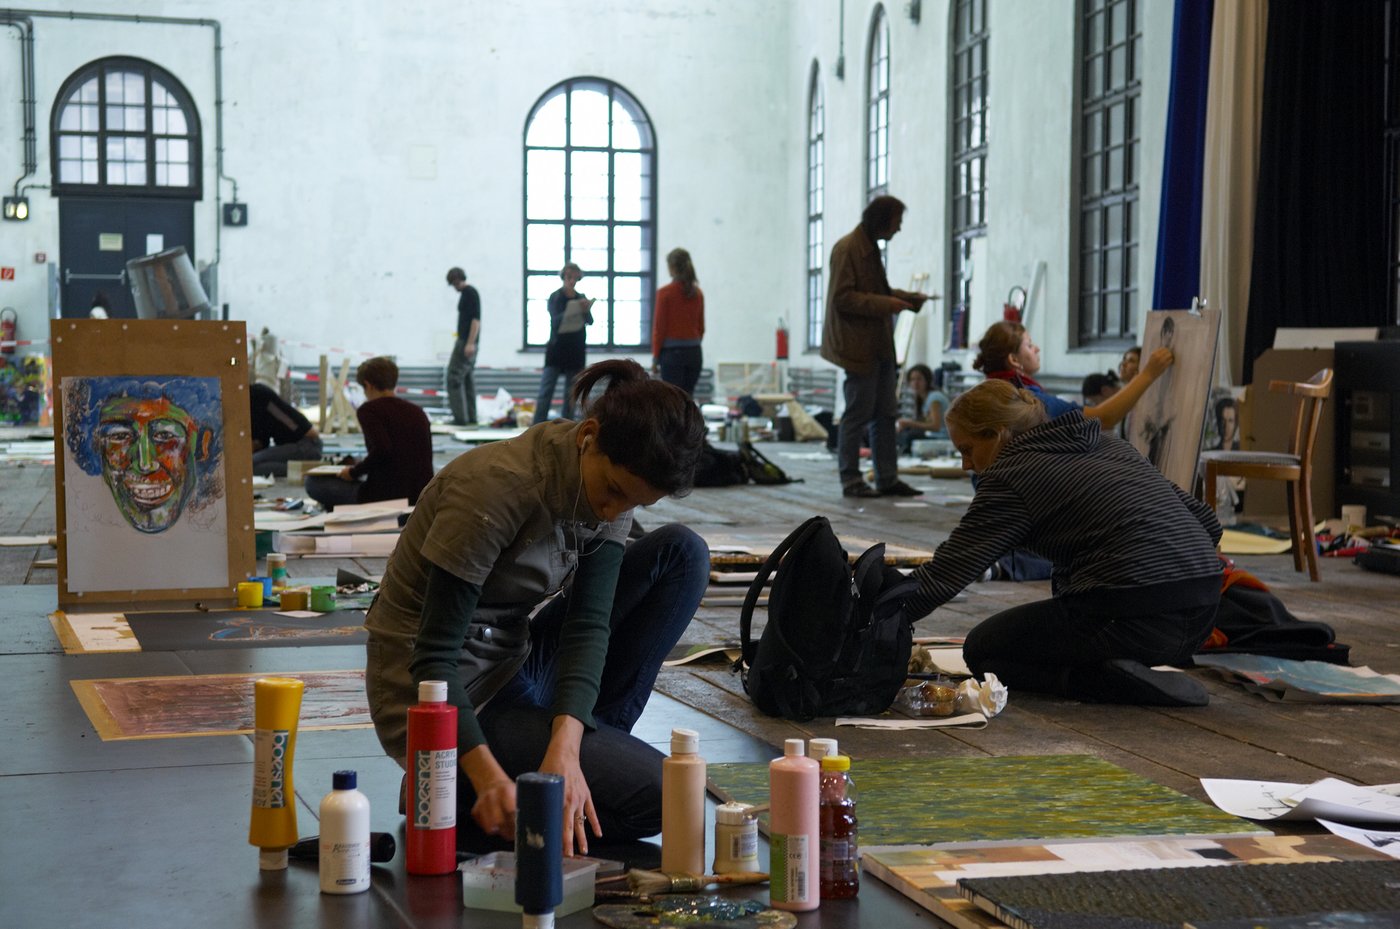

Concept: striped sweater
[[904, 410, 1223, 620]]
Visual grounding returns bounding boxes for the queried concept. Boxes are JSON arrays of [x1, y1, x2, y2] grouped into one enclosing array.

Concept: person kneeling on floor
[[899, 379, 1223, 706]]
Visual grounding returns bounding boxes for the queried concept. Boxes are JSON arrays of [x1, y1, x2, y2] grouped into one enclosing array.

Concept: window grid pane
[[523, 79, 655, 351], [1077, 0, 1140, 345], [866, 9, 890, 198], [807, 69, 826, 350], [948, 0, 989, 341]]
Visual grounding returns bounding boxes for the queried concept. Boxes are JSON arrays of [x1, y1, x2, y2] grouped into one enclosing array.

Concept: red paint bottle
[[405, 680, 458, 875]]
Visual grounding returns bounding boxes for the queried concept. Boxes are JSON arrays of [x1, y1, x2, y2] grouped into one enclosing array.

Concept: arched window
[[949, 0, 989, 323], [866, 6, 891, 198], [522, 78, 656, 350], [807, 64, 826, 350], [1076, 0, 1141, 344], [51, 57, 201, 198]]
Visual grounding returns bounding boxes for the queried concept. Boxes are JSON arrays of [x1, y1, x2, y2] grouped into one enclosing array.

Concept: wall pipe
[[0, 7, 238, 288]]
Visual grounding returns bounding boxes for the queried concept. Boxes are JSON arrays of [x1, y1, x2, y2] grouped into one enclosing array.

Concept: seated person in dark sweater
[[304, 357, 434, 510], [250, 383, 322, 477]]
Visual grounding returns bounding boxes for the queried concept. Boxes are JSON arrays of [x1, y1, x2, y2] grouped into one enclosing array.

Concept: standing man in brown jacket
[[821, 195, 932, 497]]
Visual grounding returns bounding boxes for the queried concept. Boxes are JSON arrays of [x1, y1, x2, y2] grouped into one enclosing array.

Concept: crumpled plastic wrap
[[956, 673, 1008, 717]]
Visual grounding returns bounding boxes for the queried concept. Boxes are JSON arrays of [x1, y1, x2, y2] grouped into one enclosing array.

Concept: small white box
[[459, 851, 598, 916]]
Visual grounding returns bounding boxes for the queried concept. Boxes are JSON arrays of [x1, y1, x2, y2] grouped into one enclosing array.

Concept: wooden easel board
[[51, 319, 254, 606]]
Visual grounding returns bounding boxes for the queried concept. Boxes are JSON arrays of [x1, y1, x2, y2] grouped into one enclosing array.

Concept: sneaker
[[877, 479, 924, 497], [842, 482, 880, 498]]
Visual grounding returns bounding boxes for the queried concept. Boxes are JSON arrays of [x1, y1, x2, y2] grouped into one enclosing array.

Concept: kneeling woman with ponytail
[[900, 379, 1223, 706], [365, 359, 710, 855]]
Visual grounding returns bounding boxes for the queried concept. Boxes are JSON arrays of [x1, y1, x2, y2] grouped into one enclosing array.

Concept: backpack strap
[[739, 515, 827, 668]]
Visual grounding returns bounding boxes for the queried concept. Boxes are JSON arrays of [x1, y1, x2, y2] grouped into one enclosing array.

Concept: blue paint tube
[[515, 772, 563, 929]]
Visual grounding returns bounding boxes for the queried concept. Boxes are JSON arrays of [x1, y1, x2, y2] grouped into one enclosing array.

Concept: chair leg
[[1283, 478, 1303, 574], [1297, 476, 1320, 582]]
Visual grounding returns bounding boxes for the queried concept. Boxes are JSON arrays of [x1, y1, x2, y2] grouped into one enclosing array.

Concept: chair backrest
[[1267, 368, 1332, 469]]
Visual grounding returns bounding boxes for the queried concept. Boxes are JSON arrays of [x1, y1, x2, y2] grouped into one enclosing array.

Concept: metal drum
[[126, 246, 210, 319]]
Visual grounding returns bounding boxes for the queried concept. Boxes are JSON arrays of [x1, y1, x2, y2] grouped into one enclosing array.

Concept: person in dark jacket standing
[[445, 266, 481, 426], [820, 195, 932, 498], [901, 379, 1223, 706], [535, 262, 594, 421]]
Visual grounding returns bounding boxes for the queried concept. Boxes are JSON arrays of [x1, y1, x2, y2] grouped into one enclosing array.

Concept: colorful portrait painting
[[61, 375, 229, 592]]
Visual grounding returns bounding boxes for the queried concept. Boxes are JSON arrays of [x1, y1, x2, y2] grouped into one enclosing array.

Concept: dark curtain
[[1243, 0, 1389, 383], [1152, 0, 1215, 311]]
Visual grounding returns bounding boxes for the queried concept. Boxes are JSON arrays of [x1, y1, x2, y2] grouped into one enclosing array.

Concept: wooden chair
[[1197, 368, 1333, 582]]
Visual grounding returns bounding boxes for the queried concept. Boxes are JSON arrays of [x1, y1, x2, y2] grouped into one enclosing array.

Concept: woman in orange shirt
[[652, 248, 706, 396]]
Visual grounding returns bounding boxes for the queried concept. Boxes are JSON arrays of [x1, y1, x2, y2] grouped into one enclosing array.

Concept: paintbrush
[[626, 868, 769, 895]]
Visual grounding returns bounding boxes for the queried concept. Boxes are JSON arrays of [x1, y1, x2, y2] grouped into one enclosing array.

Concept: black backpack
[[737, 441, 800, 485], [738, 516, 919, 720], [692, 440, 749, 487]]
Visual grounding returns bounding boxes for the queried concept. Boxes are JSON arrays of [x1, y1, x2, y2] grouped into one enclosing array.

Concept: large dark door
[[58, 198, 195, 318]]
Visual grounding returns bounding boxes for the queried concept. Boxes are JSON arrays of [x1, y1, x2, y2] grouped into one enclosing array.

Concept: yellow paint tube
[[248, 676, 304, 870]]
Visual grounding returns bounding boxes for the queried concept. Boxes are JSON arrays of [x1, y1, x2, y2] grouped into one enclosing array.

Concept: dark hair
[[91, 291, 113, 310], [571, 359, 706, 495], [1081, 370, 1121, 401], [667, 247, 698, 297], [446, 267, 466, 285], [357, 356, 399, 391], [905, 363, 935, 395], [861, 195, 907, 238], [1214, 395, 1237, 436], [972, 321, 1027, 373], [560, 262, 582, 278]]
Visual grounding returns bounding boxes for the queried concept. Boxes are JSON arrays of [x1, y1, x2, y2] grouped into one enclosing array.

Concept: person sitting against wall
[[304, 356, 434, 511], [896, 363, 951, 454], [250, 382, 322, 478], [901, 378, 1222, 706], [1080, 370, 1122, 406]]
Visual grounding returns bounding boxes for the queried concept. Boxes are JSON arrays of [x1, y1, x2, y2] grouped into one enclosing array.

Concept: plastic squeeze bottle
[[661, 727, 707, 875], [248, 676, 304, 870], [516, 772, 564, 929], [319, 770, 371, 894], [405, 680, 458, 875], [819, 753, 859, 899], [768, 738, 819, 911]]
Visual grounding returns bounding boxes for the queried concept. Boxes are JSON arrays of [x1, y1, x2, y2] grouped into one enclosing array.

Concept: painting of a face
[[96, 395, 205, 533]]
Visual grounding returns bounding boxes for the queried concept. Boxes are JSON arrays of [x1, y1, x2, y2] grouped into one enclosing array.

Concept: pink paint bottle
[[768, 738, 819, 911]]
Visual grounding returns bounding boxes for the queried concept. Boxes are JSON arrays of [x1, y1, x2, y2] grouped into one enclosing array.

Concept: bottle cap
[[783, 738, 805, 757], [808, 738, 838, 759], [821, 754, 851, 771], [521, 912, 556, 929], [258, 847, 288, 870], [419, 680, 447, 703], [715, 802, 755, 825], [670, 727, 699, 754], [333, 769, 357, 790]]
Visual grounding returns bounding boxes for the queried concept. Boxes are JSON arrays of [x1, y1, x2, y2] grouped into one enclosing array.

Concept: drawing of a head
[[64, 377, 224, 533]]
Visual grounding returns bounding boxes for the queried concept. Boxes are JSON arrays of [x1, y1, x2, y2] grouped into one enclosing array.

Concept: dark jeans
[[304, 473, 361, 510], [658, 345, 703, 397], [251, 432, 323, 478], [995, 549, 1054, 581], [838, 358, 898, 488], [446, 338, 477, 425], [963, 587, 1218, 703], [535, 365, 580, 421], [458, 523, 710, 847]]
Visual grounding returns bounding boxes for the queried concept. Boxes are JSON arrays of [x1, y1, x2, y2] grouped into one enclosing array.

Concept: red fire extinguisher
[[1003, 286, 1027, 324], [775, 317, 789, 361], [0, 308, 16, 355]]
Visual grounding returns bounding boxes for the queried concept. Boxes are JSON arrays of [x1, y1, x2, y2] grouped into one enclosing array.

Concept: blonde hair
[[947, 378, 1048, 439]]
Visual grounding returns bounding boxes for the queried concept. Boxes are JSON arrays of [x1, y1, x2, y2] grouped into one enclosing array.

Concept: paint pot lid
[[333, 769, 357, 790], [808, 738, 838, 759], [258, 848, 288, 870], [715, 802, 755, 825], [670, 727, 699, 754], [419, 680, 447, 703]]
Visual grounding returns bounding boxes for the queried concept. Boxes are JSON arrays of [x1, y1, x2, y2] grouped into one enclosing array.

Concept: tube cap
[[521, 913, 556, 929], [783, 738, 805, 757], [808, 738, 838, 759], [333, 769, 357, 790], [258, 848, 288, 870], [419, 680, 447, 703], [821, 754, 851, 771], [670, 727, 699, 754]]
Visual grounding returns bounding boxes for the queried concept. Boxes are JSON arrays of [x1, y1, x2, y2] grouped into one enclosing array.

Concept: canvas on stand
[[1129, 308, 1223, 492]]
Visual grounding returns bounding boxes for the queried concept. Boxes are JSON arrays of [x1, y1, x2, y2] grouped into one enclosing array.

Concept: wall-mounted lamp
[[907, 0, 922, 23], [3, 196, 29, 221]]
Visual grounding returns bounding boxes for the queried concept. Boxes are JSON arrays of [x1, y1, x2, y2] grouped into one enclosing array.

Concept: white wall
[[0, 0, 1174, 391]]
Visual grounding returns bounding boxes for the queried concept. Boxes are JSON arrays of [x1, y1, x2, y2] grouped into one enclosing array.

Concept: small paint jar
[[266, 552, 289, 590], [237, 581, 265, 609], [278, 587, 310, 611], [310, 586, 337, 612], [712, 802, 760, 875], [248, 575, 274, 597]]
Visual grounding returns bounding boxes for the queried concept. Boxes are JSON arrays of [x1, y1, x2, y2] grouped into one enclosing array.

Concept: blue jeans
[[535, 365, 579, 421], [658, 345, 703, 397], [461, 523, 710, 846], [838, 359, 898, 488], [303, 473, 361, 510]]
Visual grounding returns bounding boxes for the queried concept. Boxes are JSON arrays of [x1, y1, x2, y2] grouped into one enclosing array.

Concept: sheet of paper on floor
[[1202, 778, 1400, 824], [837, 712, 989, 730], [1194, 654, 1400, 702], [1317, 819, 1400, 859]]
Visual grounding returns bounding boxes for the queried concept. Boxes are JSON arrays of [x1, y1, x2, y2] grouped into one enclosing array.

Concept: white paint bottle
[[319, 769, 371, 894], [661, 727, 707, 875]]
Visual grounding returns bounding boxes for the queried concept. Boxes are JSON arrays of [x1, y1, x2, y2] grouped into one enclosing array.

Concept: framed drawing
[[1129, 308, 1222, 492], [52, 319, 254, 606]]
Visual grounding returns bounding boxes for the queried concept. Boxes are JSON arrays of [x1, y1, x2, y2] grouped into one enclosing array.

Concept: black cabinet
[[1335, 341, 1400, 521]]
